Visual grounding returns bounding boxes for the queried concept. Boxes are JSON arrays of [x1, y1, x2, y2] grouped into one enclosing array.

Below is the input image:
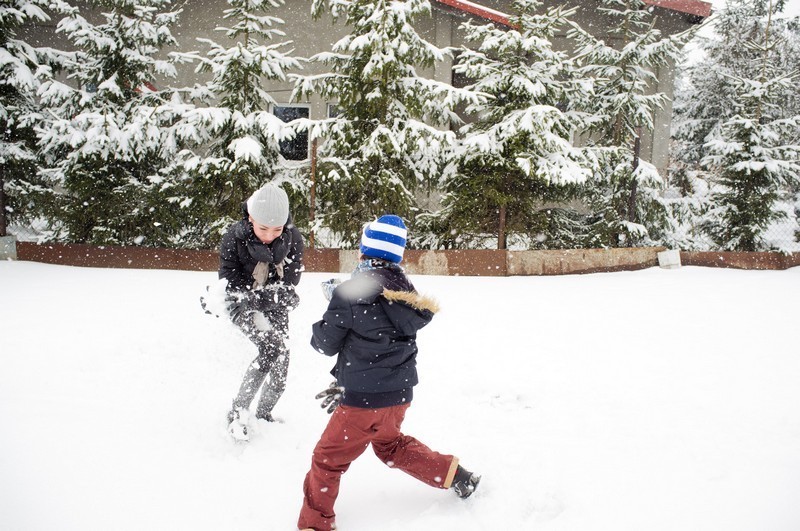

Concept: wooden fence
[[10, 241, 800, 275]]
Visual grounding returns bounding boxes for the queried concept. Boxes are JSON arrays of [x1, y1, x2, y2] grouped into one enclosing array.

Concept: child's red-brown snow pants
[[297, 403, 459, 531]]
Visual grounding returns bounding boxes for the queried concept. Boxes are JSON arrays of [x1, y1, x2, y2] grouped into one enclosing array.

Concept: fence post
[[0, 235, 17, 260]]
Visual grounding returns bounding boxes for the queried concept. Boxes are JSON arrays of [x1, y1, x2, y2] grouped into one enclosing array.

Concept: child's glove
[[315, 381, 344, 414], [320, 278, 342, 301]]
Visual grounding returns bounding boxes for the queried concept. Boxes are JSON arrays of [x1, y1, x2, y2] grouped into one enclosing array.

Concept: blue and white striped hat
[[359, 215, 408, 263]]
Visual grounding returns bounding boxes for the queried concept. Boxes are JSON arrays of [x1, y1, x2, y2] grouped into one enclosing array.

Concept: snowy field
[[1, 260, 799, 531]]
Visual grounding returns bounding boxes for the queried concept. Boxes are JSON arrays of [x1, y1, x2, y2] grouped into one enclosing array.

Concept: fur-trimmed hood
[[379, 288, 437, 336], [383, 289, 440, 314]]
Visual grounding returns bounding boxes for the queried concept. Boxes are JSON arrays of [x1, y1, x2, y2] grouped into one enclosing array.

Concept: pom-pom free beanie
[[360, 215, 407, 263], [247, 184, 289, 227]]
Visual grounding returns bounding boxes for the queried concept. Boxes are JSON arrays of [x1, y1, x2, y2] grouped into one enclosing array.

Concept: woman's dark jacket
[[310, 265, 438, 408], [218, 206, 304, 292]]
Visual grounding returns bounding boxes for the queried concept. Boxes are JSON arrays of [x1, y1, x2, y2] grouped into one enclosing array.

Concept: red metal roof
[[432, 0, 712, 27]]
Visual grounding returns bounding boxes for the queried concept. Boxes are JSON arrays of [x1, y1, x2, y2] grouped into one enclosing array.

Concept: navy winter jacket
[[311, 265, 438, 408], [218, 206, 304, 292]]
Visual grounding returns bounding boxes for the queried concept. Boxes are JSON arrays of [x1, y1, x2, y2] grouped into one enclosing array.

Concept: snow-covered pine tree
[[36, 0, 189, 246], [700, 2, 800, 251], [672, 0, 799, 180], [291, 0, 477, 245], [172, 0, 302, 247], [0, 0, 70, 236], [569, 0, 691, 247], [433, 0, 597, 250], [670, 0, 800, 251]]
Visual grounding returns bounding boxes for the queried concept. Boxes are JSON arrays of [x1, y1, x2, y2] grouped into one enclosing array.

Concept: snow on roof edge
[[432, 0, 712, 27], [644, 0, 712, 18], [433, 0, 512, 26]]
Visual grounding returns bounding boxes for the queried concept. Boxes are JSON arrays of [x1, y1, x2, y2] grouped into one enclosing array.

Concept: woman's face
[[249, 216, 284, 244]]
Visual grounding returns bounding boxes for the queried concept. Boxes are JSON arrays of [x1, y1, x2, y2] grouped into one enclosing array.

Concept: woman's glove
[[255, 285, 300, 312], [225, 291, 256, 324], [277, 285, 300, 310], [315, 381, 344, 414]]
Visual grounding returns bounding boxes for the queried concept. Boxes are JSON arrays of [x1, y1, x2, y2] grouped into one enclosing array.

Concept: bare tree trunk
[[0, 176, 7, 237], [309, 138, 317, 249], [498, 204, 506, 250], [627, 129, 642, 224]]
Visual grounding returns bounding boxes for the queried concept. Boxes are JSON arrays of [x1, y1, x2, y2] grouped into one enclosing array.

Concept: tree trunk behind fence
[[627, 131, 642, 224], [309, 138, 317, 248], [0, 176, 7, 237], [498, 204, 507, 250]]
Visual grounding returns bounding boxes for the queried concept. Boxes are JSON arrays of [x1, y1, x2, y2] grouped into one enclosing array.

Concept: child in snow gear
[[297, 215, 479, 531], [219, 183, 304, 440]]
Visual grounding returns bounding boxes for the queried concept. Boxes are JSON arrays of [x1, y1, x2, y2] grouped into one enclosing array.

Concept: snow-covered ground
[[1, 261, 799, 531]]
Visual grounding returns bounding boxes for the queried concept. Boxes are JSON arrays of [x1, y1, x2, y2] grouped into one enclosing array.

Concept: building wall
[[447, 0, 698, 176]]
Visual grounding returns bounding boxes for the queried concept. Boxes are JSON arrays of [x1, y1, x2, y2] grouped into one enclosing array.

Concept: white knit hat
[[247, 184, 289, 227]]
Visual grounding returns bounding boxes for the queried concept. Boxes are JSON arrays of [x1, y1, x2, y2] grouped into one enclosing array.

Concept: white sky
[[708, 0, 800, 19], [686, 0, 799, 63]]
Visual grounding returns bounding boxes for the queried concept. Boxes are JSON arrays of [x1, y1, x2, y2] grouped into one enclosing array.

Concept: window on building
[[273, 105, 309, 160]]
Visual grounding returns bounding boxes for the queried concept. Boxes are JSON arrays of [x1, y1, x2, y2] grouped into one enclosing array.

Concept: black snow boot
[[451, 465, 481, 499]]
